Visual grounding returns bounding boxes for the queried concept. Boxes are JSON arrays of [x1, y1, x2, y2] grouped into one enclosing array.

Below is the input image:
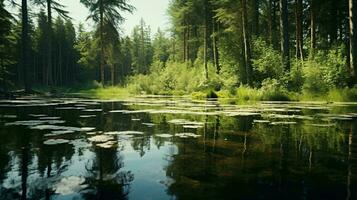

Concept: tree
[[21, 0, 31, 92], [152, 28, 170, 63], [0, 0, 15, 90], [80, 0, 134, 85], [350, 0, 357, 83], [280, 0, 290, 71], [295, 0, 303, 60], [241, 0, 252, 85], [310, 0, 316, 58], [131, 19, 153, 74]]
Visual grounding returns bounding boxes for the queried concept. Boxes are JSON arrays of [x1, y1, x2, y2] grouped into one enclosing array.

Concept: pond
[[0, 96, 356, 200]]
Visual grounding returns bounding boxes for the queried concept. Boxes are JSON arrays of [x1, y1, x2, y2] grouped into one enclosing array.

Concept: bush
[[235, 85, 261, 101], [251, 38, 283, 84], [260, 78, 290, 101], [302, 61, 329, 94], [303, 44, 349, 95]]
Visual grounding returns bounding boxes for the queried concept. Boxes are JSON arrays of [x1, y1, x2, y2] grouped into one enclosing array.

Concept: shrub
[[260, 78, 290, 101], [235, 85, 261, 101], [302, 61, 329, 94], [251, 38, 283, 84]]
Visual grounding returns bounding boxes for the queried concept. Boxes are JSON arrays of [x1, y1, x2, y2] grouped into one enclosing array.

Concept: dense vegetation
[[1, 0, 357, 101]]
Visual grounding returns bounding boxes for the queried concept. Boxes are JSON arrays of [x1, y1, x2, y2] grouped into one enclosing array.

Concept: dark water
[[0, 97, 357, 200]]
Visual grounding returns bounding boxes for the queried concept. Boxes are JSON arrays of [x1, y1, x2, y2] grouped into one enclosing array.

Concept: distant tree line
[[1, 0, 357, 94]]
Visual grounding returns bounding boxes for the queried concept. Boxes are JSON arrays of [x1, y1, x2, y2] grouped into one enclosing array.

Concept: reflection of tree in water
[[84, 146, 134, 200], [32, 142, 74, 200], [165, 115, 223, 200], [131, 136, 151, 157], [165, 114, 355, 199], [0, 128, 10, 186]]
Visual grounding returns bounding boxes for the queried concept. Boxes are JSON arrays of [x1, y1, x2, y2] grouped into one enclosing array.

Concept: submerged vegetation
[[1, 0, 357, 103]]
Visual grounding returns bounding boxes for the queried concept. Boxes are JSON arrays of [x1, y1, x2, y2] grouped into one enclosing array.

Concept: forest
[[1, 0, 357, 102]]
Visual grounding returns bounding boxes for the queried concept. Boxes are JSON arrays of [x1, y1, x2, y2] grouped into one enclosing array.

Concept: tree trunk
[[212, 21, 220, 74], [21, 0, 31, 92], [99, 0, 105, 85], [280, 0, 290, 71], [241, 0, 252, 86], [310, 0, 316, 58], [183, 25, 186, 62], [268, 0, 273, 44], [204, 1, 208, 80], [349, 0, 357, 82], [47, 0, 53, 86], [186, 25, 190, 62], [295, 0, 303, 60]]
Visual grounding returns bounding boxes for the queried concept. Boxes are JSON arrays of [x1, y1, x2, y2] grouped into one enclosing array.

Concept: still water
[[0, 96, 356, 200]]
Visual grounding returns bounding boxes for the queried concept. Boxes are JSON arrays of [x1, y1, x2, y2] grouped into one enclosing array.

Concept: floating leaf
[[44, 139, 70, 145]]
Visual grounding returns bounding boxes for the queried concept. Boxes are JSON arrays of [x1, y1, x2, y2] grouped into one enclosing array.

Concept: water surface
[[0, 97, 356, 199]]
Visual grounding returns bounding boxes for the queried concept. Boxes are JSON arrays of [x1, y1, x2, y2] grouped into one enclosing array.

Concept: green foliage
[[302, 45, 349, 95], [131, 19, 153, 74], [251, 38, 283, 84], [0, 0, 15, 89], [260, 78, 290, 101], [235, 85, 261, 101]]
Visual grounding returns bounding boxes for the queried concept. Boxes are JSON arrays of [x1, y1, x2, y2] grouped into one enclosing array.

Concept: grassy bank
[[32, 81, 357, 103], [47, 85, 357, 103]]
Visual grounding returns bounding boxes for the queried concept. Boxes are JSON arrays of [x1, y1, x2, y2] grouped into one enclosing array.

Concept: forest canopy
[[1, 0, 357, 101]]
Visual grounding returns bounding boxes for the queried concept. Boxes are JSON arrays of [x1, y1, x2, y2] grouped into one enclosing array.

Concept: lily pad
[[29, 114, 47, 117], [79, 115, 96, 118], [183, 125, 203, 129], [83, 109, 103, 112], [88, 135, 114, 143], [270, 122, 297, 125], [80, 127, 96, 132], [104, 131, 144, 135], [1, 115, 17, 119], [96, 141, 117, 148], [155, 134, 173, 138], [39, 117, 61, 120], [253, 120, 270, 123], [142, 123, 155, 127], [44, 130, 75, 137], [5, 120, 46, 126], [175, 133, 201, 138], [44, 139, 70, 145]]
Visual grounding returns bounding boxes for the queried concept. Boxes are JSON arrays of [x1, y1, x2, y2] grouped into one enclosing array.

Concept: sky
[[60, 0, 170, 36]]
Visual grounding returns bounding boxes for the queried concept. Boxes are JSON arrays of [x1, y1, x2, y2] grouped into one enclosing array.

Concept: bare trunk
[[100, 0, 105, 85], [204, 1, 208, 80], [183, 25, 186, 62], [212, 21, 220, 74], [295, 0, 303, 60], [241, 0, 252, 86], [349, 0, 357, 82], [268, 0, 273, 44], [280, 0, 290, 71], [47, 0, 53, 86], [22, 0, 31, 92], [310, 0, 316, 58]]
